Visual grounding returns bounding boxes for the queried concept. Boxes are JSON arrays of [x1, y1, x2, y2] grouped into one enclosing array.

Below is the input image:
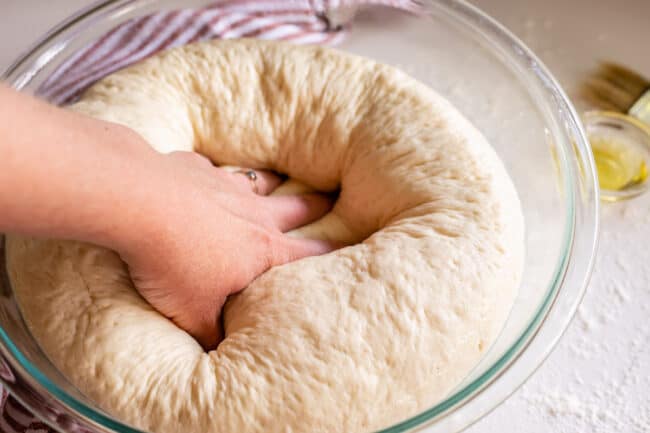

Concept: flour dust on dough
[[7, 39, 524, 433]]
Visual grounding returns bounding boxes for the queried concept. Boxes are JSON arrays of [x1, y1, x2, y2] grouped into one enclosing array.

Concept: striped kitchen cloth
[[38, 0, 422, 105], [1, 0, 420, 432]]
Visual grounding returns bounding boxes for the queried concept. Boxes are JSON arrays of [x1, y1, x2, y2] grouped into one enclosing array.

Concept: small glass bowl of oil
[[583, 111, 650, 201]]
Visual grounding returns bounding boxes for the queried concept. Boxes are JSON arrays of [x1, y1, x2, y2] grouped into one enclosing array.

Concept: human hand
[[117, 151, 336, 349], [0, 85, 334, 350]]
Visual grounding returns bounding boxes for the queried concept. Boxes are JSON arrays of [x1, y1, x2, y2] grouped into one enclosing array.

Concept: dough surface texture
[[7, 40, 524, 433]]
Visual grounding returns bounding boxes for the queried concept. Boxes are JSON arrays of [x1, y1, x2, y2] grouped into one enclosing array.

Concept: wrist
[[65, 119, 163, 253], [0, 87, 164, 257]]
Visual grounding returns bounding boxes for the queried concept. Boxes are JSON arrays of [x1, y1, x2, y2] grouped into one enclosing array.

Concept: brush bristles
[[580, 62, 649, 113]]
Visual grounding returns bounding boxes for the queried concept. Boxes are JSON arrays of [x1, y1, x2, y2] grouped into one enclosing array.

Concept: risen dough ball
[[7, 40, 524, 433]]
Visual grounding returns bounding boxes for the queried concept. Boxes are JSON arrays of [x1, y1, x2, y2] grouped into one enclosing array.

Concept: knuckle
[[255, 229, 280, 269]]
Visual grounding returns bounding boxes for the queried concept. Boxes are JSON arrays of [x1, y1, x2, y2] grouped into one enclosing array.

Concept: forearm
[[0, 85, 158, 250]]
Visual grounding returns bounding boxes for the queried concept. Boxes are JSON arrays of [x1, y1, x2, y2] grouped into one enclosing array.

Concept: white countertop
[[2, 1, 649, 432]]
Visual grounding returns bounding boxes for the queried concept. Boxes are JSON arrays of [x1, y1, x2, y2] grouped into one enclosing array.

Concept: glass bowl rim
[[0, 0, 600, 432]]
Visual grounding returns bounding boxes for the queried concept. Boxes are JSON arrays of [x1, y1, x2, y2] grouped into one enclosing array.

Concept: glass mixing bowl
[[0, 1, 599, 432]]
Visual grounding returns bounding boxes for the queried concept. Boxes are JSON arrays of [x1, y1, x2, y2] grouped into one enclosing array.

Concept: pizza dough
[[6, 40, 524, 433]]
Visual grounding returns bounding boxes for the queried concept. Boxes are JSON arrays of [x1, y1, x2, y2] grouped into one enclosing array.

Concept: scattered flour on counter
[[467, 198, 650, 433], [461, 2, 650, 432], [526, 391, 618, 427]]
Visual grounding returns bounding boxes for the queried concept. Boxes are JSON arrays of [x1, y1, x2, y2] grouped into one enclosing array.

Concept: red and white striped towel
[[2, 0, 419, 431], [38, 0, 421, 105]]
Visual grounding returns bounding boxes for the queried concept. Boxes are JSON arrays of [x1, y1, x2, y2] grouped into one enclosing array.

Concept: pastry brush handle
[[630, 89, 650, 127]]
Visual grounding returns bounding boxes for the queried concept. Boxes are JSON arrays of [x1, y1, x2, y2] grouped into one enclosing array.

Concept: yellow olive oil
[[591, 138, 648, 191]]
